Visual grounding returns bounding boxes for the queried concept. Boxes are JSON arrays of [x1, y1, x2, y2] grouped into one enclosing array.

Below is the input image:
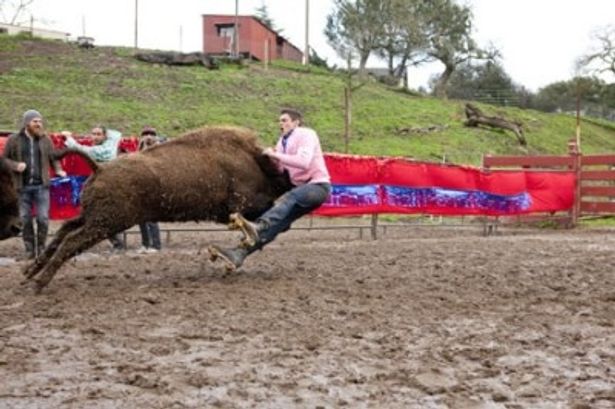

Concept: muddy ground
[[0, 219, 614, 409]]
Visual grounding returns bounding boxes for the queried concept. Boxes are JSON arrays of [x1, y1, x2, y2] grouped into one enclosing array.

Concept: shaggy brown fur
[[0, 158, 21, 240], [23, 126, 292, 291]]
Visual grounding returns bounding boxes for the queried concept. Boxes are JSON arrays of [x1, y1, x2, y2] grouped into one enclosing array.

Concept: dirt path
[[1, 223, 614, 408]]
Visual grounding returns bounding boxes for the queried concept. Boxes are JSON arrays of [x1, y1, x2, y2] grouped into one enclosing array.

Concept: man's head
[[90, 125, 107, 145], [22, 109, 44, 138], [141, 126, 157, 137], [279, 108, 303, 135], [140, 126, 158, 149]]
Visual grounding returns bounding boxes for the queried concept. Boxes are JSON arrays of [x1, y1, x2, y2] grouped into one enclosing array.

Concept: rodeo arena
[[0, 127, 614, 409]]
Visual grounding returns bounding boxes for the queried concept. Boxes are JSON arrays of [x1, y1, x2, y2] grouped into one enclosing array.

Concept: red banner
[[1, 136, 575, 219], [313, 154, 575, 216]]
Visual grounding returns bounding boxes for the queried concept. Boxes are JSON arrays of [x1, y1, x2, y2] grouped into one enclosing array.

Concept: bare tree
[[577, 25, 615, 77], [421, 0, 496, 98], [325, 0, 387, 73], [375, 0, 429, 83], [0, 0, 34, 25]]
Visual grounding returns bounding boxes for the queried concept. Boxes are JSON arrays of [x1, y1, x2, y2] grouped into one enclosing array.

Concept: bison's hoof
[[18, 277, 44, 293], [22, 264, 37, 278], [33, 281, 46, 294], [19, 277, 32, 286]]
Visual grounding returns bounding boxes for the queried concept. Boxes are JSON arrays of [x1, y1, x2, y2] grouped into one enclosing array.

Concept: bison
[[21, 126, 292, 291], [0, 157, 22, 240]]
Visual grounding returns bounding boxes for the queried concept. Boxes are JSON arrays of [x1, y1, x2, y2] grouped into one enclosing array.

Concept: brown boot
[[22, 220, 35, 260], [228, 213, 265, 247], [36, 223, 48, 258], [208, 245, 249, 272]]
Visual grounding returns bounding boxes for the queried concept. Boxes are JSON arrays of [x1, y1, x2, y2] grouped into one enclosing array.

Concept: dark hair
[[92, 125, 107, 136], [141, 126, 157, 136], [280, 108, 303, 125]]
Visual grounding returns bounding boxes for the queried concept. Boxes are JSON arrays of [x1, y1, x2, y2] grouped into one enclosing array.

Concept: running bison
[[0, 157, 22, 240], [20, 126, 293, 291]]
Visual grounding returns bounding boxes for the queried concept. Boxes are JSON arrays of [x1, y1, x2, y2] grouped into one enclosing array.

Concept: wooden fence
[[483, 140, 615, 226]]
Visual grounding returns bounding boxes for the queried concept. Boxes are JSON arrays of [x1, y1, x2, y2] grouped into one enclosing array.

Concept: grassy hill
[[2, 34, 615, 165]]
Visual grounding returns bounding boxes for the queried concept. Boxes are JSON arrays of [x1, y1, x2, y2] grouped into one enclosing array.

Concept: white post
[[134, 0, 138, 49], [234, 0, 239, 58], [179, 25, 183, 52], [304, 0, 309, 65]]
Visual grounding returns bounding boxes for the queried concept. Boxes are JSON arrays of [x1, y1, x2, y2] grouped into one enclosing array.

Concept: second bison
[[23, 126, 292, 290]]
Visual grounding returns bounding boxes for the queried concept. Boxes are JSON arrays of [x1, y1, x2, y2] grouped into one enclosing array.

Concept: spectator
[[209, 108, 331, 270], [2, 109, 66, 259], [63, 125, 124, 251], [137, 126, 162, 253], [64, 125, 121, 162]]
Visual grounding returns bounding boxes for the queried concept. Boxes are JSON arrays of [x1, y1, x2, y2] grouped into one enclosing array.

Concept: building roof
[[202, 14, 302, 56], [0, 22, 70, 38]]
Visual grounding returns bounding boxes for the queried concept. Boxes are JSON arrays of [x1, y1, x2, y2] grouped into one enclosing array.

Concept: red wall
[[202, 15, 302, 63]]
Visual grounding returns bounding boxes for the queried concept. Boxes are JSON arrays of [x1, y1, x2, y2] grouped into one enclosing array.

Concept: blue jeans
[[255, 182, 330, 248], [19, 185, 50, 253], [139, 222, 161, 250]]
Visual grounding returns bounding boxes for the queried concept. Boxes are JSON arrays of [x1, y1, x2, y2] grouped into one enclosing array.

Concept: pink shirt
[[269, 127, 330, 186]]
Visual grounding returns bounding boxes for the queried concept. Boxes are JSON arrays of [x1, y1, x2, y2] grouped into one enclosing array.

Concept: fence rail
[[483, 140, 615, 224], [483, 155, 574, 168]]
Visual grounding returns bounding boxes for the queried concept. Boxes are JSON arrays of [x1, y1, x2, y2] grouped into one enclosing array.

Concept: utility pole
[[134, 0, 138, 49], [234, 0, 239, 58], [179, 25, 183, 52], [304, 0, 309, 65], [575, 79, 582, 151]]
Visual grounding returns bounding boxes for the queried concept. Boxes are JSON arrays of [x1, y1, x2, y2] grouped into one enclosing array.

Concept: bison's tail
[[52, 148, 100, 173]]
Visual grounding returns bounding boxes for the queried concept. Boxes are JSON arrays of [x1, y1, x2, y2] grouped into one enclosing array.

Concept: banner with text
[[1, 136, 574, 219]]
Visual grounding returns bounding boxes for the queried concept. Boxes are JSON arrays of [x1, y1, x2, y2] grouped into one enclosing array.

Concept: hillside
[[2, 34, 615, 165]]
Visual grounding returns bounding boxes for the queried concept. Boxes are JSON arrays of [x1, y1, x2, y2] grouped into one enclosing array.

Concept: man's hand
[[15, 162, 26, 173], [64, 135, 78, 148], [56, 170, 67, 178], [262, 147, 276, 156]]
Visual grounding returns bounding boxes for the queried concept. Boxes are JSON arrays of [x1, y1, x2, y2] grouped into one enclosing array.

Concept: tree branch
[[464, 103, 526, 146]]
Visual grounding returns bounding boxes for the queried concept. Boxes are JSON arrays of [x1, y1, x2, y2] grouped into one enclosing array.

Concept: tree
[[0, 0, 34, 25], [420, 0, 494, 98], [445, 60, 526, 107], [533, 77, 615, 120], [375, 0, 429, 83], [254, 1, 281, 33], [324, 0, 387, 73], [577, 25, 615, 78], [309, 46, 329, 69]]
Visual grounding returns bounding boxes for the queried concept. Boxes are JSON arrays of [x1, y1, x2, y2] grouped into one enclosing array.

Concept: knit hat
[[22, 109, 42, 127], [141, 126, 157, 136]]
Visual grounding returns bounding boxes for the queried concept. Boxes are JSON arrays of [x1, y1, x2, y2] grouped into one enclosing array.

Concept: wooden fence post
[[568, 139, 581, 227], [370, 214, 378, 240]]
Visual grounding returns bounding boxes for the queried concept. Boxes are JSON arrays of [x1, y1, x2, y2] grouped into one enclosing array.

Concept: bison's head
[[0, 158, 21, 240]]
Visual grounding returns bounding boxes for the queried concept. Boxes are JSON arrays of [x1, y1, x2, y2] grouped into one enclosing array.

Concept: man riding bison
[[0, 109, 330, 292]]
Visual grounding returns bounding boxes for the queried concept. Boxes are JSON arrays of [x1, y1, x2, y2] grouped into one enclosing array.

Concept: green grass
[[2, 34, 615, 165]]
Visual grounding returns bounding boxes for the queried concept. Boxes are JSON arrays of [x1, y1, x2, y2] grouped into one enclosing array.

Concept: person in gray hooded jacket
[[3, 110, 66, 259]]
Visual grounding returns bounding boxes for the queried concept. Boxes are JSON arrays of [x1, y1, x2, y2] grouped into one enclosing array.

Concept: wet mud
[[1, 221, 614, 408]]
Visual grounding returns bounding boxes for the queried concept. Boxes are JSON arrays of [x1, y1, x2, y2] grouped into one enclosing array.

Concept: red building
[[202, 15, 303, 63]]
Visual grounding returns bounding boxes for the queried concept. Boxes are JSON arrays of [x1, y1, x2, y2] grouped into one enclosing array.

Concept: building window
[[216, 24, 235, 38]]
